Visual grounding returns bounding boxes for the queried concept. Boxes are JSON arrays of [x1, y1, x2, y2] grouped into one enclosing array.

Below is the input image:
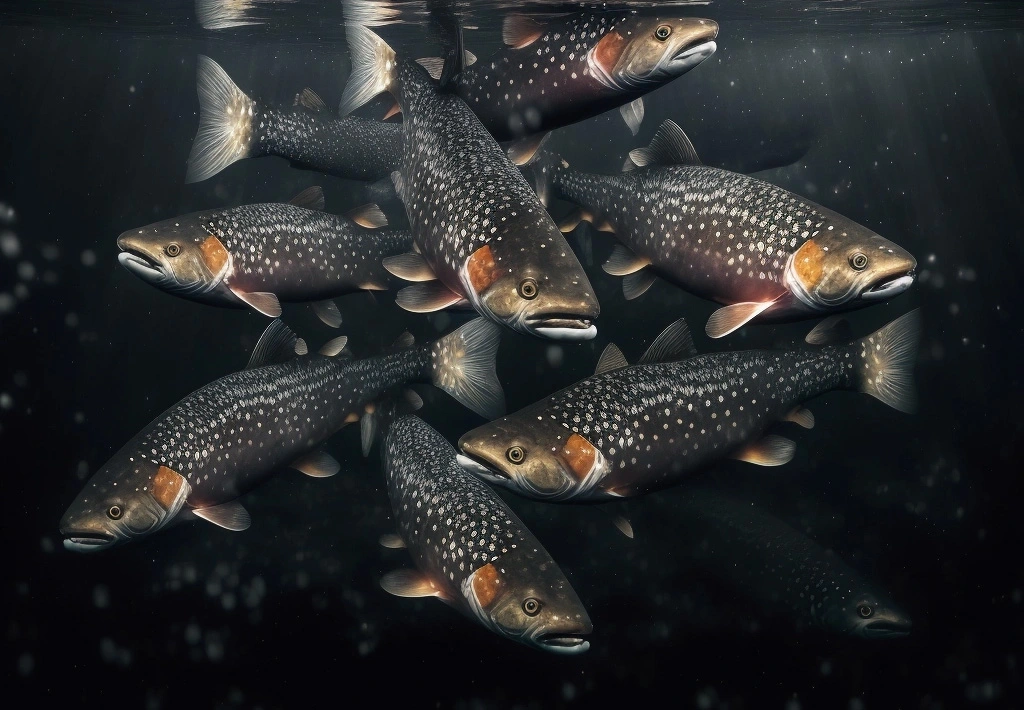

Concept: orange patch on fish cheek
[[593, 31, 627, 74], [559, 434, 597, 481], [793, 239, 824, 289], [200, 235, 230, 274], [467, 245, 500, 295], [152, 465, 186, 510], [472, 562, 503, 608]]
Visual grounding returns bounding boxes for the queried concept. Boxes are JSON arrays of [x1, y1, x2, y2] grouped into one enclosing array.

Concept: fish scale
[[121, 348, 430, 508], [541, 347, 852, 496]]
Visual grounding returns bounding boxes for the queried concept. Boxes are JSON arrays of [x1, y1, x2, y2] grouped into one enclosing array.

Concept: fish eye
[[522, 598, 541, 616], [858, 604, 873, 618], [165, 243, 182, 257], [849, 252, 868, 270], [107, 505, 122, 520], [506, 446, 526, 464], [518, 278, 538, 299], [655, 25, 672, 40]]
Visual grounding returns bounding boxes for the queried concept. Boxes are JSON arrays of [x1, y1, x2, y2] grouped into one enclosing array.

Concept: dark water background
[[1, 1, 1022, 707]]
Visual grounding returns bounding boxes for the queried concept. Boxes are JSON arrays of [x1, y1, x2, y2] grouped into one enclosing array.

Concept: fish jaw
[[60, 531, 117, 553], [666, 39, 717, 75], [858, 612, 912, 639], [117, 245, 169, 283], [533, 632, 592, 655], [526, 316, 598, 341], [455, 454, 508, 486], [859, 272, 916, 301]]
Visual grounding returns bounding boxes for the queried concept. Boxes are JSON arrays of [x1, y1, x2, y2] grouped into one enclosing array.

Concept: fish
[[185, 56, 403, 184], [59, 318, 504, 552], [379, 415, 592, 653], [342, 25, 600, 340], [196, 0, 297, 31], [530, 120, 918, 338], [340, 10, 718, 148], [457, 311, 920, 501], [116, 186, 410, 326], [676, 485, 912, 639]]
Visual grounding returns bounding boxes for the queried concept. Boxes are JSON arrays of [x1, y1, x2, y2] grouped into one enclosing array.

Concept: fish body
[[381, 416, 592, 653], [344, 27, 600, 340], [458, 312, 920, 501], [116, 187, 409, 320], [534, 121, 917, 338], [341, 12, 718, 141], [186, 56, 402, 184], [59, 319, 503, 551], [677, 486, 911, 639]]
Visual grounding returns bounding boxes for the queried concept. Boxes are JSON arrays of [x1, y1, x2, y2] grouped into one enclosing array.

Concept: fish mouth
[[535, 632, 591, 654], [525, 314, 598, 341], [668, 39, 717, 72], [861, 618, 912, 639], [861, 271, 916, 300], [456, 454, 507, 484], [61, 531, 116, 553], [117, 248, 165, 279]]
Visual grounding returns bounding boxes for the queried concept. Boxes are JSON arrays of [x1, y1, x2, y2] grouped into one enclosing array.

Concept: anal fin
[[192, 500, 251, 531]]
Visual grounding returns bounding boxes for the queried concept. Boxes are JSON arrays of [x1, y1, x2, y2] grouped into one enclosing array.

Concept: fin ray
[[192, 500, 251, 531], [186, 56, 256, 183], [638, 319, 696, 364], [312, 299, 342, 328], [705, 300, 777, 338]]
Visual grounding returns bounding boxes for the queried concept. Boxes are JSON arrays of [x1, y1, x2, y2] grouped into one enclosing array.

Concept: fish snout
[[60, 511, 117, 553]]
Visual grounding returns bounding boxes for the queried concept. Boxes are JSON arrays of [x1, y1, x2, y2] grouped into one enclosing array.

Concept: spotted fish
[[677, 485, 911, 639], [379, 416, 592, 653], [341, 26, 600, 340], [185, 56, 403, 184], [59, 318, 503, 552], [457, 311, 920, 501], [341, 11, 718, 150], [116, 186, 410, 326], [531, 120, 917, 338]]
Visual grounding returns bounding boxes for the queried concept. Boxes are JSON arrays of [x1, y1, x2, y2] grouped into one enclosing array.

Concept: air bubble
[[81, 249, 97, 267], [1, 231, 20, 258]]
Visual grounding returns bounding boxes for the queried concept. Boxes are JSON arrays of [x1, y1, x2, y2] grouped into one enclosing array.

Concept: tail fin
[[339, 25, 397, 116], [852, 309, 921, 413], [186, 56, 257, 183], [430, 319, 505, 420], [196, 0, 294, 30]]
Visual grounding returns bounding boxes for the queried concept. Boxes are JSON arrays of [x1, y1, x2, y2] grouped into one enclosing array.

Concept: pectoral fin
[[231, 288, 282, 318], [192, 500, 251, 531], [503, 14, 545, 49], [705, 300, 777, 339], [380, 569, 445, 599], [395, 281, 464, 313], [312, 299, 342, 328], [730, 435, 796, 467], [290, 450, 340, 478]]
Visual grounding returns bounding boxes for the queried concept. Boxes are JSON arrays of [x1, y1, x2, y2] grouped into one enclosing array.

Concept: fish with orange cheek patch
[[459, 313, 921, 502], [346, 26, 599, 339], [117, 186, 413, 327], [59, 319, 504, 552], [340, 10, 717, 143], [379, 417, 592, 653], [529, 120, 917, 338]]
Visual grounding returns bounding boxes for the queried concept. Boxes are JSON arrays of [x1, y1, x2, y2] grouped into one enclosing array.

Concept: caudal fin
[[339, 25, 397, 116], [186, 56, 257, 183], [852, 309, 921, 413], [430, 319, 505, 420], [195, 0, 295, 30]]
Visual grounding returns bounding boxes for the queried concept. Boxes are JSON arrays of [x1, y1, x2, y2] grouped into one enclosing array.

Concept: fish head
[[117, 215, 231, 296], [589, 17, 718, 89], [822, 589, 912, 639], [785, 225, 917, 310], [460, 242, 599, 341], [463, 549, 592, 654], [458, 413, 608, 501], [60, 460, 191, 553]]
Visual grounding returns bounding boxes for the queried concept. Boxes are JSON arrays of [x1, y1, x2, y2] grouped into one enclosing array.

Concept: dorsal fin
[[594, 344, 629, 375], [638, 319, 697, 364], [295, 88, 328, 113], [503, 14, 545, 49], [628, 120, 701, 168], [247, 319, 300, 369], [288, 186, 325, 210]]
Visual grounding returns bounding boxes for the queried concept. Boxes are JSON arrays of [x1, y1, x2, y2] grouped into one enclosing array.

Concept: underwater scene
[[2, 0, 1023, 707]]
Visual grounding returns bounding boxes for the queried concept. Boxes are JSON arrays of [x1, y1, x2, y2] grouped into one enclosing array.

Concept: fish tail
[[430, 319, 505, 420], [185, 56, 258, 183], [851, 309, 921, 413], [195, 0, 287, 30], [339, 24, 397, 116]]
